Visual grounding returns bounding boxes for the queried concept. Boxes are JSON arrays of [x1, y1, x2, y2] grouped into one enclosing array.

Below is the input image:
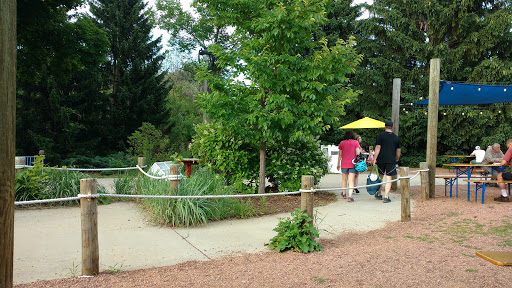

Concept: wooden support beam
[[0, 1, 16, 286], [426, 59, 441, 199]]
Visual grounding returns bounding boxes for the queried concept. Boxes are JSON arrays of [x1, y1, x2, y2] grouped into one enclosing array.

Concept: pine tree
[[90, 0, 169, 151], [16, 1, 110, 162]]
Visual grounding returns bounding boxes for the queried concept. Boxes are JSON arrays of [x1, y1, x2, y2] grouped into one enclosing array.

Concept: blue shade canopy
[[414, 81, 512, 105]]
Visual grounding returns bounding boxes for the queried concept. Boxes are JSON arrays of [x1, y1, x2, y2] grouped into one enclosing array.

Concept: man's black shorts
[[503, 172, 512, 180], [377, 163, 397, 176]]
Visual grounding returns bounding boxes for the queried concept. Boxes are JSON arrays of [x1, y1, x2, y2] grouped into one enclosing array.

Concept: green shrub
[[266, 137, 329, 191], [15, 155, 50, 201], [192, 122, 328, 192], [269, 208, 322, 253], [16, 162, 106, 206]]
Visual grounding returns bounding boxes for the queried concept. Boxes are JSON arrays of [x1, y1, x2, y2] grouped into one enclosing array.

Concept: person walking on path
[[495, 139, 512, 202], [337, 130, 361, 202], [371, 120, 401, 203], [353, 135, 365, 194]]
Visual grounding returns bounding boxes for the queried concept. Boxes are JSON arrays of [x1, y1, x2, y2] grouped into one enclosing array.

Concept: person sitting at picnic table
[[470, 146, 485, 164], [495, 139, 512, 202], [482, 143, 504, 176]]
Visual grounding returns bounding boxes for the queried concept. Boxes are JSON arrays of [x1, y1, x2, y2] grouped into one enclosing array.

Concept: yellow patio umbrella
[[339, 117, 385, 129]]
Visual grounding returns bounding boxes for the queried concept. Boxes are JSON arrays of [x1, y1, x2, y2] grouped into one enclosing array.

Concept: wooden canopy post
[[0, 0, 16, 286], [391, 78, 401, 191], [426, 59, 441, 198]]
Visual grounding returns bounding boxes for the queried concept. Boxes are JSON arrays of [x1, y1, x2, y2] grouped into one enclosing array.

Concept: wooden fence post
[[169, 164, 180, 195], [300, 175, 315, 225], [400, 167, 411, 222], [137, 157, 146, 195], [80, 178, 99, 276], [0, 0, 16, 286], [420, 162, 429, 201]]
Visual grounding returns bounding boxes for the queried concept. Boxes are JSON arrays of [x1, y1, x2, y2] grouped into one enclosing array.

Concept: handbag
[[366, 165, 381, 195]]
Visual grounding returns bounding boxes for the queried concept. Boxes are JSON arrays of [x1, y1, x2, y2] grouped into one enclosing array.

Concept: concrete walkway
[[14, 171, 436, 285]]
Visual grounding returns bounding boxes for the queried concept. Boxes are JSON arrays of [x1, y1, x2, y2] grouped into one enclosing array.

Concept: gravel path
[[15, 184, 512, 288]]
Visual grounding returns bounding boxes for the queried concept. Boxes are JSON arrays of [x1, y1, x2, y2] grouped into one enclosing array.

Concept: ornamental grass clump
[[138, 169, 256, 227], [269, 208, 322, 253]]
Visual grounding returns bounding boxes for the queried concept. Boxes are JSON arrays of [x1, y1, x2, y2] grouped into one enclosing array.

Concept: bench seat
[[463, 179, 512, 204]]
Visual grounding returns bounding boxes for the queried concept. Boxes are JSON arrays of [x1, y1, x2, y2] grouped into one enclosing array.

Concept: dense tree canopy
[[16, 0, 110, 163]]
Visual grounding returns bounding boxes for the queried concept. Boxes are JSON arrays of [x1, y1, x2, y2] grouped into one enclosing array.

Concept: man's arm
[[372, 145, 381, 165], [396, 148, 401, 163]]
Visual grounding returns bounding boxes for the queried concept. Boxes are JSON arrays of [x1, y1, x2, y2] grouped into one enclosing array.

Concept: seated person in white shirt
[[470, 146, 485, 164]]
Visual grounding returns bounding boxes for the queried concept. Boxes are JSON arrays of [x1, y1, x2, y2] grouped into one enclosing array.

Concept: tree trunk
[[0, 0, 16, 286], [258, 141, 266, 194]]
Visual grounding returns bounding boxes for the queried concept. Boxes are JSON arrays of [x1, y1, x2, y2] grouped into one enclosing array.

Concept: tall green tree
[[16, 0, 110, 163], [192, 0, 362, 193], [165, 62, 203, 153], [90, 0, 169, 151], [155, 0, 232, 52]]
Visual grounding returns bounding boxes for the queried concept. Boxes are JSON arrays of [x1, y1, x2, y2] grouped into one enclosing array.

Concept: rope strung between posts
[[135, 165, 183, 180], [15, 197, 81, 206], [14, 169, 430, 205], [16, 165, 147, 172]]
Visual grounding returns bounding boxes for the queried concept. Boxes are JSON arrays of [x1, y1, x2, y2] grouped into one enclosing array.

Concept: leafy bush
[[269, 208, 322, 253], [192, 122, 328, 192], [15, 155, 50, 201], [137, 169, 256, 227], [16, 160, 106, 206], [190, 121, 259, 183], [266, 137, 329, 191]]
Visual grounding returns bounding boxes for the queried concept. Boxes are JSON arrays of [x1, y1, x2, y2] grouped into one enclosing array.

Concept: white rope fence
[[135, 165, 182, 180], [14, 168, 430, 206], [16, 165, 146, 171]]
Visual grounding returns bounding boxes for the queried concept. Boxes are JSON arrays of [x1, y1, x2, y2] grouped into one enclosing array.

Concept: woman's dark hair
[[342, 130, 356, 141]]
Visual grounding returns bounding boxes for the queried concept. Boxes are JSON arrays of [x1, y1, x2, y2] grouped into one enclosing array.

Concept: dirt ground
[[15, 182, 512, 288]]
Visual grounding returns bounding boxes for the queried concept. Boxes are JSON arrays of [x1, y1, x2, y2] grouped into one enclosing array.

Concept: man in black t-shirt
[[371, 120, 401, 203]]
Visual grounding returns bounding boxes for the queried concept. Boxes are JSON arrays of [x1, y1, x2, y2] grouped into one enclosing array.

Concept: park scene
[[2, 0, 512, 287]]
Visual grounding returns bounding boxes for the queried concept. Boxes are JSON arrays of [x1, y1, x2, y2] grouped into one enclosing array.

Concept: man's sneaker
[[348, 197, 355, 202], [494, 195, 510, 202], [383, 197, 391, 203], [374, 194, 383, 200], [355, 189, 360, 194]]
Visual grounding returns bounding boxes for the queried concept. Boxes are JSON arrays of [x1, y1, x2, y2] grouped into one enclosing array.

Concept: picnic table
[[443, 155, 474, 172], [442, 163, 504, 202]]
